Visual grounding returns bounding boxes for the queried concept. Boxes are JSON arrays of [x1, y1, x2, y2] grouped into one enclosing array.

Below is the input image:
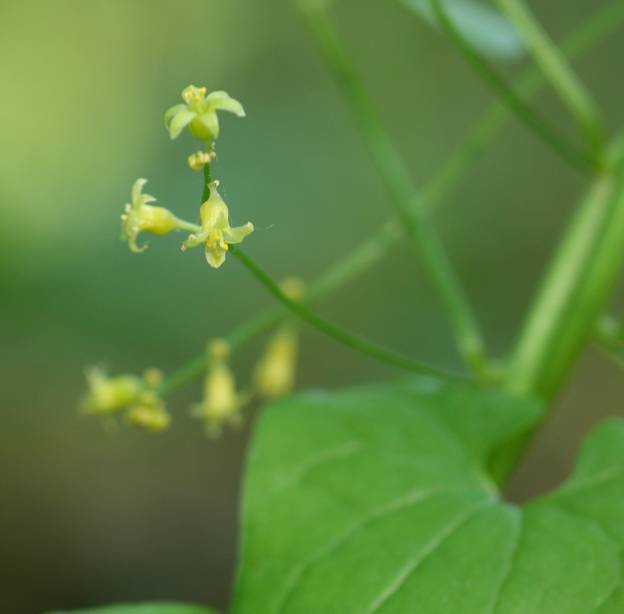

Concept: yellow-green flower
[[127, 391, 171, 432], [181, 181, 253, 268], [81, 367, 143, 415], [164, 86, 245, 143], [191, 340, 249, 437], [121, 178, 190, 253], [253, 325, 299, 399], [82, 367, 170, 432]]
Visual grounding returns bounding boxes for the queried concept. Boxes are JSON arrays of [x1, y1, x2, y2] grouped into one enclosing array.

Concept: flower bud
[[192, 345, 248, 437], [253, 326, 298, 399], [188, 150, 216, 171]]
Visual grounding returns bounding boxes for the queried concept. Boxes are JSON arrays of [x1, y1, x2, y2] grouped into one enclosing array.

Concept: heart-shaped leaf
[[402, 0, 525, 61], [232, 377, 624, 613]]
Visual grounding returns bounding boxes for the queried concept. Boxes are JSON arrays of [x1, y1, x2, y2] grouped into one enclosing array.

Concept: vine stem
[[229, 245, 459, 379], [157, 3, 624, 398], [507, 137, 624, 402], [300, 1, 489, 378], [430, 0, 600, 173], [490, 141, 624, 483], [494, 0, 605, 154]]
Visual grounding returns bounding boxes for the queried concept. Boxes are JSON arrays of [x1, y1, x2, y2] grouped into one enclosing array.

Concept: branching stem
[[300, 1, 489, 378], [495, 0, 605, 154], [431, 0, 601, 172], [230, 246, 458, 379]]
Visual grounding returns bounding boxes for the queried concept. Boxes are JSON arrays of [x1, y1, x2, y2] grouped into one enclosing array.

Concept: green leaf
[[402, 0, 525, 61], [48, 603, 219, 614], [232, 377, 624, 613]]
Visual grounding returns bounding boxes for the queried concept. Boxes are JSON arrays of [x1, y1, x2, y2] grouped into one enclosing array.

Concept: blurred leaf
[[49, 604, 219, 614], [232, 377, 624, 612], [603, 344, 624, 368], [402, 0, 525, 61]]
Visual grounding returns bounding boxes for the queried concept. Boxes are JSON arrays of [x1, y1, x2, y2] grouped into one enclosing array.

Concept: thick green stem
[[431, 0, 600, 172], [301, 2, 489, 378], [230, 246, 459, 379], [492, 143, 624, 484], [508, 139, 624, 402], [495, 0, 604, 154]]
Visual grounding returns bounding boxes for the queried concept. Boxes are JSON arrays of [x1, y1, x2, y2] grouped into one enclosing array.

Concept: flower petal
[[131, 178, 148, 204], [168, 109, 196, 139], [138, 193, 156, 206], [198, 110, 220, 139], [223, 222, 254, 244], [204, 90, 246, 117], [164, 103, 187, 128], [181, 231, 207, 251], [205, 243, 227, 268], [123, 219, 147, 253]]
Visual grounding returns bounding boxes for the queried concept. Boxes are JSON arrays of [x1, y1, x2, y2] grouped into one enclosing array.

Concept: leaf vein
[[485, 506, 523, 614], [365, 499, 494, 613], [269, 440, 362, 494], [274, 486, 487, 614]]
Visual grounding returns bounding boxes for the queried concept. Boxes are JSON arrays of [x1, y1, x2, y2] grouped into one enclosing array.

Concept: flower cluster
[[190, 320, 300, 437], [81, 367, 170, 432], [120, 85, 252, 269], [85, 85, 303, 438]]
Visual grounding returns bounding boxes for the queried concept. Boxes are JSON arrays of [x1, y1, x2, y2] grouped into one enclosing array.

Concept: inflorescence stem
[[230, 246, 459, 379]]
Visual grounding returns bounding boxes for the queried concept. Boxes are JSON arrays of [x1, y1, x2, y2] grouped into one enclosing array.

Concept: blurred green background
[[1, 0, 623, 612]]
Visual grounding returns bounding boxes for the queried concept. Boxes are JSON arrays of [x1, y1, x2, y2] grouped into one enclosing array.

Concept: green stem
[[431, 0, 600, 172], [158, 227, 401, 396], [158, 3, 624, 398], [507, 138, 624, 401], [175, 219, 202, 233], [495, 0, 604, 154], [202, 162, 212, 201], [490, 142, 624, 481], [300, 2, 490, 378], [230, 245, 458, 379]]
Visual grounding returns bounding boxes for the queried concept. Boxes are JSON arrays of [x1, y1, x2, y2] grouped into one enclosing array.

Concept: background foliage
[[1, 0, 623, 612]]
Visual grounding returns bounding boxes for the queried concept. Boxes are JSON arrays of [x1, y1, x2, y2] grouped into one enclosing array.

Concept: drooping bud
[[253, 325, 299, 399], [191, 340, 248, 437]]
